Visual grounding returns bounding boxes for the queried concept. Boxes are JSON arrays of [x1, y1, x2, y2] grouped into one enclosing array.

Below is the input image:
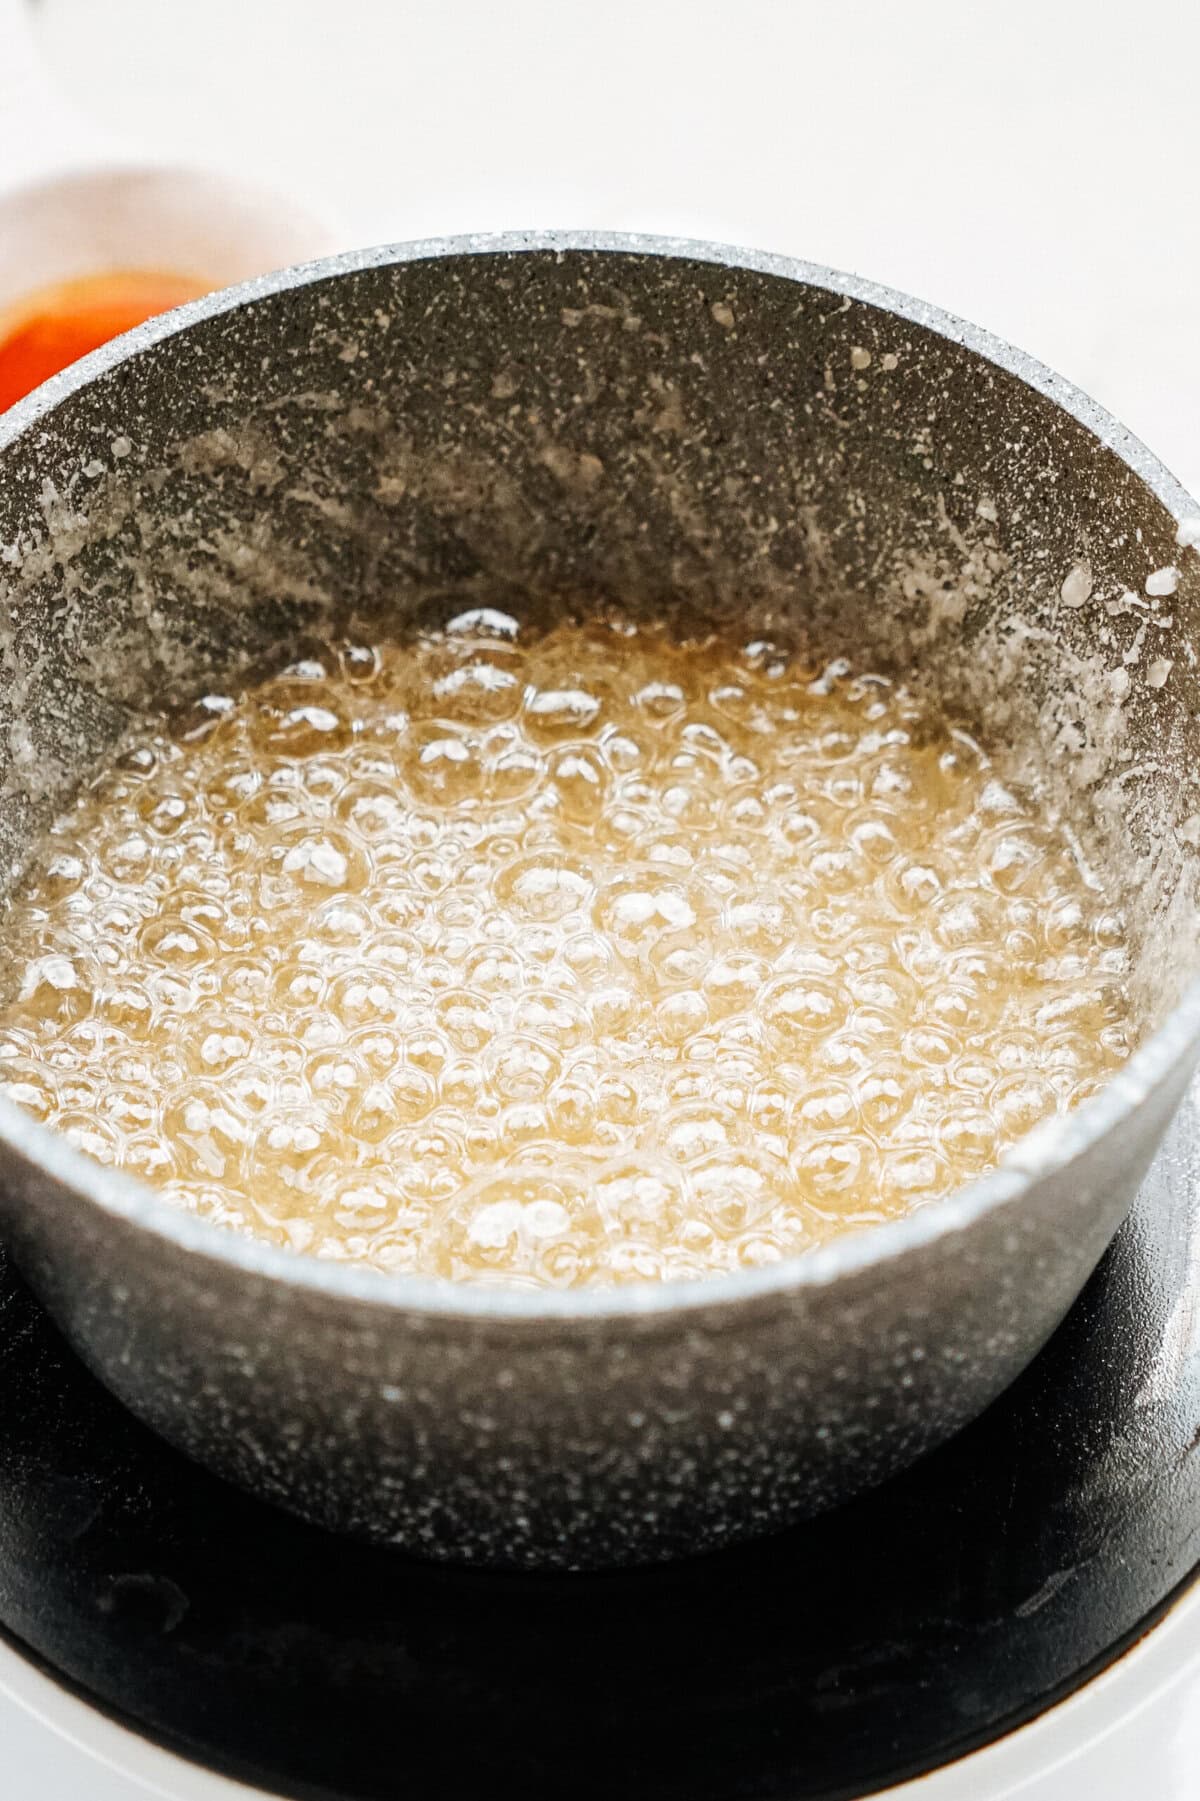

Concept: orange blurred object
[[0, 269, 208, 411]]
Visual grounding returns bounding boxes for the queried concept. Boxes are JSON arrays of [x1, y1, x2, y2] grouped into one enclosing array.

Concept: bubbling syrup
[[0, 613, 1132, 1287]]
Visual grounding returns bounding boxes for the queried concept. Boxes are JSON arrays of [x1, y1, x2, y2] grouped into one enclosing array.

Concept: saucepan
[[0, 234, 1197, 1569]]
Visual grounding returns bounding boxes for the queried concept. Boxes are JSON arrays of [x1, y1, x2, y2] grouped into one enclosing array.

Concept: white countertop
[[32, 0, 1200, 506]]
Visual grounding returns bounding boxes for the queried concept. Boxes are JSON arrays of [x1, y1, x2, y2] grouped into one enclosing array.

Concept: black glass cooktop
[[1, 1089, 1199, 1801]]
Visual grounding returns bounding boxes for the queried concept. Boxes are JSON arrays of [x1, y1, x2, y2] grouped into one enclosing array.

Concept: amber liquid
[[0, 270, 208, 410], [0, 613, 1132, 1287]]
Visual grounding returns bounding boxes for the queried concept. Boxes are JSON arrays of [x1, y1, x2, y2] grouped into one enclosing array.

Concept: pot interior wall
[[0, 247, 1196, 1032]]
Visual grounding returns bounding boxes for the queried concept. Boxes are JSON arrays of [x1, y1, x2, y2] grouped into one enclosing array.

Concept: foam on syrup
[[0, 613, 1133, 1287]]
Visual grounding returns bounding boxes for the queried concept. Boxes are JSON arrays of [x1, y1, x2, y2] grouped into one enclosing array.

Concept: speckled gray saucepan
[[0, 233, 1199, 1571]]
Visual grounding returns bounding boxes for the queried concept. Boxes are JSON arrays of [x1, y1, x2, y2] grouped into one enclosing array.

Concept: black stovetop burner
[[1, 1092, 1199, 1801]]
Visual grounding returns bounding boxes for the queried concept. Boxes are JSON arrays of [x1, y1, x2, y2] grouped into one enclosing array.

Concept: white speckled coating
[[0, 235, 1198, 1567]]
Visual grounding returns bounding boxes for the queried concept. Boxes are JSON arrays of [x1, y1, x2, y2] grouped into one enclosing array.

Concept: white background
[[3, 0, 1200, 1793], [33, 0, 1200, 504]]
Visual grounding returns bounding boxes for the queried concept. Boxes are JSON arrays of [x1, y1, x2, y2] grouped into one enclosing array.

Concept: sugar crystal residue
[[0, 614, 1133, 1287]]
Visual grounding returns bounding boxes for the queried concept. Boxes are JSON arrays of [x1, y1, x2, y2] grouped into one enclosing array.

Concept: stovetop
[[1, 1088, 1198, 1801]]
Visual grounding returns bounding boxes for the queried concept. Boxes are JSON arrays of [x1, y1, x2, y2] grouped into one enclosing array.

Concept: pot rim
[[2, 228, 1198, 1323]]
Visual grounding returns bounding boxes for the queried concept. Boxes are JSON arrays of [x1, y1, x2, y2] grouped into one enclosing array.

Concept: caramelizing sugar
[[0, 614, 1132, 1288]]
